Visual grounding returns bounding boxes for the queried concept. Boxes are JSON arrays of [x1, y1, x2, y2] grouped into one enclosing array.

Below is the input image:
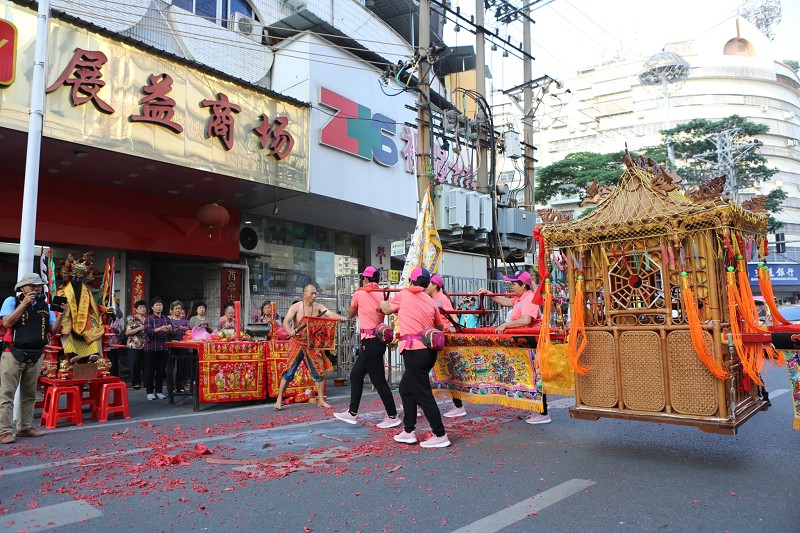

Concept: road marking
[[1, 500, 102, 532], [546, 397, 575, 409], [450, 478, 595, 533], [769, 388, 789, 399]]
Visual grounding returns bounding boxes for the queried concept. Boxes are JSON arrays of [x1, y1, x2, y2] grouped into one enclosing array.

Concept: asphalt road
[[0, 364, 797, 532]]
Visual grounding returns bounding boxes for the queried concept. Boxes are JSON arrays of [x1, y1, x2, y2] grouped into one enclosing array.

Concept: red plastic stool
[[92, 381, 130, 422], [40, 385, 83, 429]]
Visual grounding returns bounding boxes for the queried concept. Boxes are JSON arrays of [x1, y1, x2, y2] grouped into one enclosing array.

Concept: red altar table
[[167, 340, 268, 410], [266, 339, 322, 400]]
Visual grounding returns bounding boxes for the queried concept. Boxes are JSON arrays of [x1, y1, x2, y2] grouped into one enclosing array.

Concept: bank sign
[[318, 87, 477, 189], [748, 262, 800, 286]]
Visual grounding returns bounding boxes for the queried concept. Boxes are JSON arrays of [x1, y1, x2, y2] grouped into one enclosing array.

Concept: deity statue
[[56, 251, 110, 364]]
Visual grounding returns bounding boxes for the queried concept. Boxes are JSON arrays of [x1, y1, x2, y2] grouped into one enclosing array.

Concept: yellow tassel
[[537, 279, 553, 378], [567, 276, 590, 375], [448, 391, 544, 413], [681, 272, 728, 380]]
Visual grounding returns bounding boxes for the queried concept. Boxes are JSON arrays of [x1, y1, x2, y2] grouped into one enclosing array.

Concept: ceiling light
[[145, 164, 156, 170], [168, 190, 180, 194], [113, 180, 124, 185], [48, 168, 60, 174], [244, 220, 252, 224], [128, 172, 139, 178], [74, 150, 88, 157], [184, 183, 195, 188], [203, 176, 214, 182], [60, 160, 72, 166]]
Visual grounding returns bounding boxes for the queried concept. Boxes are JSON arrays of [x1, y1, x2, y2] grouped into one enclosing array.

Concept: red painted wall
[[1, 173, 240, 259]]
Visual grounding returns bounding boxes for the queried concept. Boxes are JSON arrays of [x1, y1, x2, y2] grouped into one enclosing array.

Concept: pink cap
[[502, 270, 533, 286], [361, 266, 378, 278], [409, 267, 431, 281], [430, 274, 444, 288]]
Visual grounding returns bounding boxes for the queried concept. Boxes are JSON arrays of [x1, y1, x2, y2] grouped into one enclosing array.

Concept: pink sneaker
[[525, 413, 551, 425], [393, 430, 418, 444], [420, 434, 451, 448], [443, 406, 467, 418], [376, 416, 402, 429], [333, 411, 358, 425]]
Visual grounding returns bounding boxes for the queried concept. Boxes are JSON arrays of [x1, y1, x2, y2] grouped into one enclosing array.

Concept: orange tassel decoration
[[680, 272, 728, 380], [567, 275, 590, 375], [537, 278, 553, 378], [726, 268, 762, 385], [736, 257, 762, 328], [757, 263, 792, 326]]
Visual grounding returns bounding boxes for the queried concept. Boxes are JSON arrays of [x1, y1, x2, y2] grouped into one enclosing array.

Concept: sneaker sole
[[393, 436, 418, 444], [420, 440, 451, 448], [377, 420, 402, 429], [443, 412, 466, 418], [333, 414, 358, 425], [525, 419, 551, 425]]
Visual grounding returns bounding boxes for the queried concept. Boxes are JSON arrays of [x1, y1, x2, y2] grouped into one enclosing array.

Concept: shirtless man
[[276, 284, 347, 409]]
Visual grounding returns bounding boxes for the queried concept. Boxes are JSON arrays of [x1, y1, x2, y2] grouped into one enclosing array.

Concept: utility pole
[[693, 127, 759, 203], [522, 3, 534, 210], [475, 0, 488, 191], [416, 0, 432, 204]]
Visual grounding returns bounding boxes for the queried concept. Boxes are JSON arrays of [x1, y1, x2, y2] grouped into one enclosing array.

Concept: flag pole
[[19, 0, 51, 278], [16, 0, 51, 430]]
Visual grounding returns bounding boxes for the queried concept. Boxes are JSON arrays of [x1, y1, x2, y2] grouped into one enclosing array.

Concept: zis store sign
[[319, 87, 398, 167]]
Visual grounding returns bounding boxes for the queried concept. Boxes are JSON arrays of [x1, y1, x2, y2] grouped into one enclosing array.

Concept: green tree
[[765, 188, 788, 233], [783, 59, 799, 71], [535, 151, 624, 203]]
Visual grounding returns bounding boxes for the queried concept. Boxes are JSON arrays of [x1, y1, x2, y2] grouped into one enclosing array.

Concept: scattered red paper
[[140, 421, 154, 428], [194, 443, 213, 456], [304, 527, 313, 532]]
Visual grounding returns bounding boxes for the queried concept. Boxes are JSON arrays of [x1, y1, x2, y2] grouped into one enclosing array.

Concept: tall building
[[534, 15, 800, 296]]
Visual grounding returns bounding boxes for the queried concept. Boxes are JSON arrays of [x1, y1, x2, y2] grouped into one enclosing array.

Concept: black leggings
[[348, 337, 397, 416], [399, 348, 445, 437], [143, 350, 167, 394], [127, 348, 143, 386]]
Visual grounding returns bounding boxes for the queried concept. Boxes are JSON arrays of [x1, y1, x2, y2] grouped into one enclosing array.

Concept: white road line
[[450, 478, 596, 533], [545, 397, 575, 409], [0, 500, 102, 532], [769, 388, 790, 399]]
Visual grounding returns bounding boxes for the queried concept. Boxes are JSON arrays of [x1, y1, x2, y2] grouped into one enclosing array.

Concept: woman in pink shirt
[[333, 266, 400, 429], [426, 274, 466, 419], [381, 267, 450, 448], [478, 270, 549, 425]]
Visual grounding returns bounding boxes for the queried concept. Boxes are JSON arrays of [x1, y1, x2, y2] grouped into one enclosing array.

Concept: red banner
[[221, 268, 240, 311], [131, 269, 145, 312], [0, 19, 17, 85]]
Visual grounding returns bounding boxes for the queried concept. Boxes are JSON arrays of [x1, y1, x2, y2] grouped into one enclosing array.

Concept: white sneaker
[[420, 434, 451, 448], [147, 393, 156, 401], [393, 430, 418, 444], [155, 393, 167, 400], [376, 416, 402, 429], [443, 406, 467, 418], [525, 413, 551, 425], [333, 411, 358, 424]]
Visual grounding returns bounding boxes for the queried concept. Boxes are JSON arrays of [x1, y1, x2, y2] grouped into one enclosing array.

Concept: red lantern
[[197, 203, 230, 237]]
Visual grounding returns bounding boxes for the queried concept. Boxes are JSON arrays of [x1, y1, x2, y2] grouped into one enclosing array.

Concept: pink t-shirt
[[389, 287, 444, 350], [432, 291, 454, 312], [350, 284, 386, 339], [510, 289, 543, 327]]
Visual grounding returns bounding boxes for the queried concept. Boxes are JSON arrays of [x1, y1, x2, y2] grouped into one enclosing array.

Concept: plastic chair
[[40, 385, 83, 429], [92, 381, 130, 422]]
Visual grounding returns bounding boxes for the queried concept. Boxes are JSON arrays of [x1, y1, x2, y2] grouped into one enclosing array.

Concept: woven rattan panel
[[578, 331, 618, 408], [666, 331, 718, 416], [619, 331, 665, 412]]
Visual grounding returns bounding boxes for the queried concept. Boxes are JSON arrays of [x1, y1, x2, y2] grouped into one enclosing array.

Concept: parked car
[[778, 305, 800, 323]]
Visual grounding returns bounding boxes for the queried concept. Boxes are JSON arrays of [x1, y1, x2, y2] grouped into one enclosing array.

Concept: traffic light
[[775, 232, 786, 254]]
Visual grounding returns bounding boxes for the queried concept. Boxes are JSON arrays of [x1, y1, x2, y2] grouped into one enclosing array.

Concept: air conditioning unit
[[239, 225, 267, 255], [232, 12, 263, 42], [760, 104, 769, 112]]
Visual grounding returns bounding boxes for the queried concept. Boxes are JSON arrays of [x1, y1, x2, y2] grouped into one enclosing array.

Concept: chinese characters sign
[[130, 269, 145, 312], [221, 268, 241, 312], [0, 5, 310, 192], [748, 262, 800, 286], [0, 19, 17, 86]]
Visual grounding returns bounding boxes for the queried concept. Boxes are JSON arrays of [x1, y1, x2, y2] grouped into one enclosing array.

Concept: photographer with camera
[[458, 296, 479, 329], [0, 274, 65, 444]]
